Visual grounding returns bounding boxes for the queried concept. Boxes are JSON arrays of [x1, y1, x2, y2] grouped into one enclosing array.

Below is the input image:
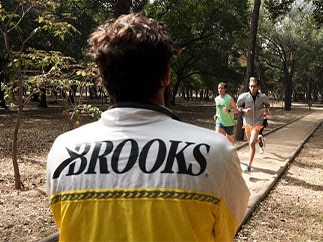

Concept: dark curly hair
[[88, 13, 181, 103]]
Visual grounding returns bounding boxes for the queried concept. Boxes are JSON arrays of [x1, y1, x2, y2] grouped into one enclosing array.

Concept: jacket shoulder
[[237, 92, 249, 100]]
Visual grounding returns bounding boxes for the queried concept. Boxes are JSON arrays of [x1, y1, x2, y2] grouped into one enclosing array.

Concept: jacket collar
[[108, 102, 180, 121]]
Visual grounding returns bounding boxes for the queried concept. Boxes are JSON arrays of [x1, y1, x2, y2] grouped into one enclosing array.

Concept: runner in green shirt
[[213, 82, 238, 144]]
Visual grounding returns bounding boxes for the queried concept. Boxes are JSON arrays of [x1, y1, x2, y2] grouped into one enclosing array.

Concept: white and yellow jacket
[[47, 103, 250, 242]]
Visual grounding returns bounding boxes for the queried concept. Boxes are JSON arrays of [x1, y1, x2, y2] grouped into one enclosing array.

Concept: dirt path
[[235, 119, 323, 241]]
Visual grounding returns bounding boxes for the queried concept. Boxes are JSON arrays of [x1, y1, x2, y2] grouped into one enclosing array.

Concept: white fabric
[[47, 105, 249, 228]]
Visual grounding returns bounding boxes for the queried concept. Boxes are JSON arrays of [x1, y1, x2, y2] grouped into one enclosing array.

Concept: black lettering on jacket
[[161, 141, 195, 174], [53, 143, 91, 179], [111, 139, 138, 173], [85, 141, 113, 174], [139, 139, 166, 173], [52, 139, 210, 179]]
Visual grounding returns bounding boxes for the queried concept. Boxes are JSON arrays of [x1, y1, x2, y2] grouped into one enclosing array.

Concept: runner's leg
[[246, 128, 259, 169], [226, 134, 234, 145], [215, 127, 226, 136], [223, 126, 234, 145], [244, 129, 251, 171]]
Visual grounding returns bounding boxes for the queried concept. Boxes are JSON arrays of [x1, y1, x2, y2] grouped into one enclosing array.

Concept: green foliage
[[258, 0, 322, 102], [2, 0, 319, 106], [264, 0, 296, 22], [71, 104, 102, 128], [132, 0, 149, 13], [51, 0, 110, 59], [14, 48, 75, 70], [0, 0, 103, 126], [310, 0, 322, 26], [50, 0, 149, 59], [37, 14, 79, 41], [145, 0, 249, 94]]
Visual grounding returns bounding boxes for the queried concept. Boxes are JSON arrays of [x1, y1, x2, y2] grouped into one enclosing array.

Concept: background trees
[[1, 0, 78, 188], [2, 0, 320, 108], [145, 0, 249, 103], [1, 0, 322, 188], [257, 0, 322, 110]]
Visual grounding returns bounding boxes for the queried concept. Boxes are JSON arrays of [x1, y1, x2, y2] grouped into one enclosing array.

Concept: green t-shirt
[[215, 94, 235, 126]]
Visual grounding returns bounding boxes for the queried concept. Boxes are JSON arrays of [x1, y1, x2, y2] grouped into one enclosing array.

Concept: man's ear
[[161, 65, 170, 87]]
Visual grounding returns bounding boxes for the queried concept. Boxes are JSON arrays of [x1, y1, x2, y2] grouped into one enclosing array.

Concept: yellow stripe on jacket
[[51, 188, 239, 242]]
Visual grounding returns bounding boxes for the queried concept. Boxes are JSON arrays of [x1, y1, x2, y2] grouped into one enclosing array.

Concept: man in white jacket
[[47, 13, 249, 242]]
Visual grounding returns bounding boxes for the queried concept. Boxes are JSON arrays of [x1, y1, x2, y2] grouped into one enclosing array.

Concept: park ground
[[0, 98, 322, 241]]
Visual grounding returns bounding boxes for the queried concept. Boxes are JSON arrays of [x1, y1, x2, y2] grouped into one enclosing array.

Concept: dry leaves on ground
[[235, 120, 323, 241]]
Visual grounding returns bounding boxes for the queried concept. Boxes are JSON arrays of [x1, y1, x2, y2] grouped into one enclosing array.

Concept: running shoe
[[244, 166, 251, 172]]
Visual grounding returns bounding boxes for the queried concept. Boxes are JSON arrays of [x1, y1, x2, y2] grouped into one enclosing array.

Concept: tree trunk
[[12, 78, 23, 189], [235, 0, 261, 141], [284, 56, 296, 110], [39, 88, 48, 108], [284, 67, 293, 110], [245, 0, 261, 87], [171, 78, 181, 105], [306, 77, 312, 109], [115, 0, 132, 18], [3, 25, 22, 189]]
